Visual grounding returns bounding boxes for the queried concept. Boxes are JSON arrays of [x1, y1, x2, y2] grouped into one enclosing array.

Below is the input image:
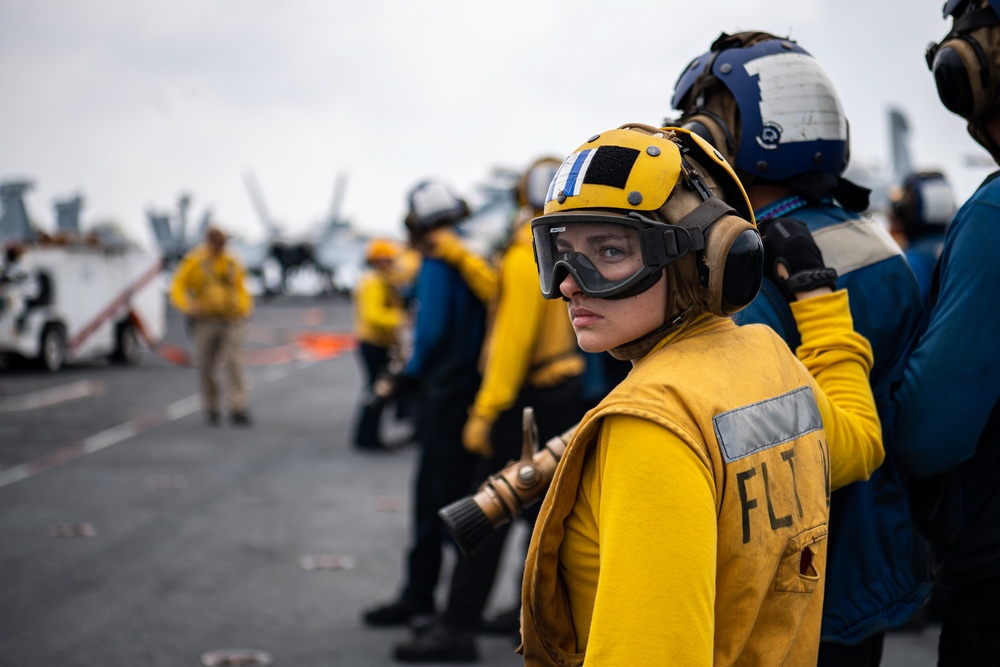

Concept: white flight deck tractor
[[0, 181, 166, 372], [0, 241, 166, 372]]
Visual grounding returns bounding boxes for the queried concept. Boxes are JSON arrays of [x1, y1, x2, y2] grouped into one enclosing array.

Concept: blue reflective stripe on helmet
[[563, 150, 594, 197]]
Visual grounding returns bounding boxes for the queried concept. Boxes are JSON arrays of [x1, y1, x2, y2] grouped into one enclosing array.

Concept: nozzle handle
[[521, 407, 539, 462]]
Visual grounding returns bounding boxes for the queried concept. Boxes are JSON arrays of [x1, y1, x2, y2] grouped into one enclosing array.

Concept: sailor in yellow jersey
[[352, 238, 408, 450], [169, 226, 254, 425], [518, 124, 883, 666]]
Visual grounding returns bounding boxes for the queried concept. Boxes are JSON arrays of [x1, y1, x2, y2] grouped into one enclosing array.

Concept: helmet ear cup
[[931, 35, 997, 119], [663, 128, 761, 316], [701, 215, 763, 316], [680, 113, 737, 166]]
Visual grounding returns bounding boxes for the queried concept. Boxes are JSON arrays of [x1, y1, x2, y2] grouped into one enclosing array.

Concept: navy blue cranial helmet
[[671, 34, 850, 184]]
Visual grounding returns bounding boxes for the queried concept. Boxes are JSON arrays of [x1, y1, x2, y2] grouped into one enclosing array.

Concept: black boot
[[392, 620, 478, 663], [478, 606, 520, 635], [231, 411, 252, 426], [362, 598, 434, 627]]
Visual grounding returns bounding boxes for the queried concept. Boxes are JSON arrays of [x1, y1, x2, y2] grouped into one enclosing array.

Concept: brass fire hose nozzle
[[438, 407, 567, 556]]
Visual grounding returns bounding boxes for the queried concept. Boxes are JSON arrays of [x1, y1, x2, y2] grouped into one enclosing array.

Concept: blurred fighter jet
[[236, 170, 368, 297], [146, 194, 212, 269], [842, 107, 916, 218], [460, 166, 520, 260]]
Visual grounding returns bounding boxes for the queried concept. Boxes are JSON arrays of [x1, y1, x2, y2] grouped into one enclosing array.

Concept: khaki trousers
[[194, 319, 247, 413]]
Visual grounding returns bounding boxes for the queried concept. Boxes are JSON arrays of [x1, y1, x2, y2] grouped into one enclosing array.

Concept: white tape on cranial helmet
[[411, 182, 461, 222]]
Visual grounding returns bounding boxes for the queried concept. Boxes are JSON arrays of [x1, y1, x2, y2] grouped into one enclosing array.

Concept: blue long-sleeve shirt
[[904, 234, 946, 307], [738, 196, 929, 642], [404, 256, 486, 398], [895, 174, 1000, 477], [893, 173, 1000, 587]]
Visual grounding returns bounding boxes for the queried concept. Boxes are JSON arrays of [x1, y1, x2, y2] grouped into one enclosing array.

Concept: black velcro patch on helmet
[[583, 146, 640, 189]]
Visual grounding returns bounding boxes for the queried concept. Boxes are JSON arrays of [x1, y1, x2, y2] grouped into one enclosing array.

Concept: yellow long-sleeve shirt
[[425, 228, 499, 305], [169, 246, 253, 321], [354, 268, 406, 348], [471, 224, 584, 422], [522, 290, 883, 666]]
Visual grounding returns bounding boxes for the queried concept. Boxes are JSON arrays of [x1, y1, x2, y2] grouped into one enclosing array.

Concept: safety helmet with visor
[[532, 124, 763, 317]]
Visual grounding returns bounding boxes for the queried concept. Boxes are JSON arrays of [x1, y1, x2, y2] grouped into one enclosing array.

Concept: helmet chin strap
[[607, 269, 702, 361], [607, 309, 694, 361]]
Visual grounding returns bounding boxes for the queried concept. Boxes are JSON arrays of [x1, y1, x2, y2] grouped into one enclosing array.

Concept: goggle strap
[[661, 226, 694, 258], [674, 196, 735, 248]]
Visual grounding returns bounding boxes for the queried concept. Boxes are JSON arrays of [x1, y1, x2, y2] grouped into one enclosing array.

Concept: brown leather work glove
[[462, 412, 495, 458]]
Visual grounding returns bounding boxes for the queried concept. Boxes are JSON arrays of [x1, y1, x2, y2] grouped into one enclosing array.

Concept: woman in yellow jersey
[[518, 124, 883, 666]]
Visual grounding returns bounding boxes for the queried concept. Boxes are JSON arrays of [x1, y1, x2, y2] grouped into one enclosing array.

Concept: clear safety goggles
[[531, 211, 700, 300]]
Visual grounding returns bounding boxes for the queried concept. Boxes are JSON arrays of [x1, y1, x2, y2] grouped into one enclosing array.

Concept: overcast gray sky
[[0, 0, 989, 250]]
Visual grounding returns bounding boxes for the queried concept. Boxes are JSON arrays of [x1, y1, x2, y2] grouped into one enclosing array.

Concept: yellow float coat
[[520, 291, 883, 666], [354, 269, 406, 347], [170, 247, 253, 321]]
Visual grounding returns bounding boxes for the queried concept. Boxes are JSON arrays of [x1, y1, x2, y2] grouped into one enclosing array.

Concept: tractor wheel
[[39, 325, 66, 373]]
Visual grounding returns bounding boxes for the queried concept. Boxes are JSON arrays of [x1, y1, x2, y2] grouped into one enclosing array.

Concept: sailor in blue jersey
[[898, 2, 1000, 663], [361, 181, 487, 630], [671, 31, 930, 666]]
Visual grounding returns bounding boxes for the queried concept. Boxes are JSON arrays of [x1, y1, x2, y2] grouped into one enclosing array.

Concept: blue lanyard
[[753, 195, 834, 223]]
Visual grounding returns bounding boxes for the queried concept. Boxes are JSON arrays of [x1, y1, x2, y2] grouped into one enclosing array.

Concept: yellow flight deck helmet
[[365, 238, 402, 264], [532, 123, 762, 317]]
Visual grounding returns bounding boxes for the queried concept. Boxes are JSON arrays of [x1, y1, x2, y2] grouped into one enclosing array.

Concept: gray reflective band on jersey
[[811, 216, 902, 276], [714, 386, 823, 464]]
